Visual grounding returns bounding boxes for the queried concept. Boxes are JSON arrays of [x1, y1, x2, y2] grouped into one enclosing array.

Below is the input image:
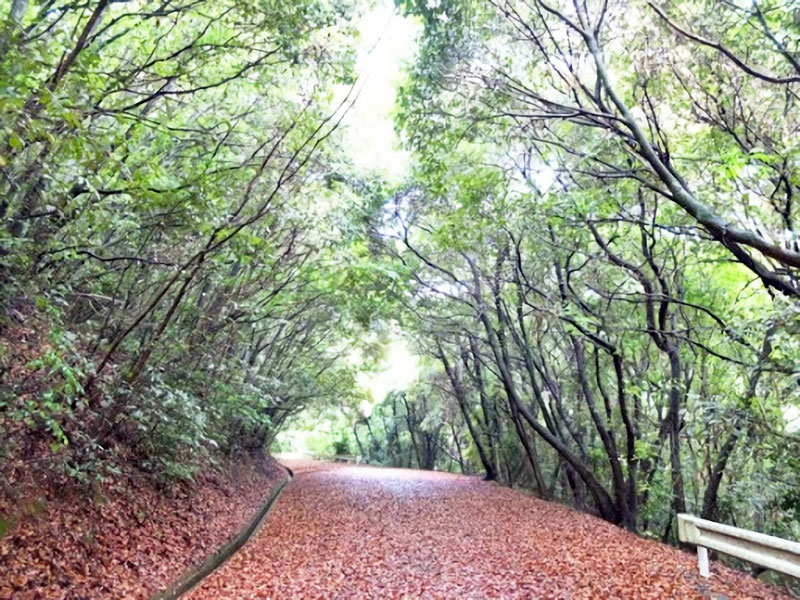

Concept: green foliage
[[377, 0, 800, 565], [0, 0, 375, 484], [128, 374, 211, 481], [1, 6, 799, 593], [332, 436, 351, 456]]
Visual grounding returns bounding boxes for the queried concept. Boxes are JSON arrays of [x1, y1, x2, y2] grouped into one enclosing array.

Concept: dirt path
[[188, 462, 784, 599]]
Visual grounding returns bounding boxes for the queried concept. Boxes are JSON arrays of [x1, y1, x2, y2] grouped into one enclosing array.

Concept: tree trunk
[[437, 342, 498, 480]]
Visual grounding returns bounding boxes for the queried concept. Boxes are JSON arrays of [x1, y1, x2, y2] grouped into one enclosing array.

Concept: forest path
[[187, 461, 783, 599]]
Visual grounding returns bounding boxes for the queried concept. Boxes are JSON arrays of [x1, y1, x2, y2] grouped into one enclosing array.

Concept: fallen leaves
[[190, 461, 786, 599], [1, 459, 787, 598], [0, 454, 287, 599]]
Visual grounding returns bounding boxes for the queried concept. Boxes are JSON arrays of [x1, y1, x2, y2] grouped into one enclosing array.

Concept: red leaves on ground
[[0, 455, 287, 599], [191, 461, 786, 599]]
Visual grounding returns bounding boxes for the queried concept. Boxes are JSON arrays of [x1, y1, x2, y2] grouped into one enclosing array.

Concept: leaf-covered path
[[188, 462, 784, 599]]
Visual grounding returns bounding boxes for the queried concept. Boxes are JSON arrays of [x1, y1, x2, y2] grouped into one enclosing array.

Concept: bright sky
[[345, 2, 421, 408], [340, 1, 418, 183], [356, 337, 419, 415], [278, 5, 420, 449]]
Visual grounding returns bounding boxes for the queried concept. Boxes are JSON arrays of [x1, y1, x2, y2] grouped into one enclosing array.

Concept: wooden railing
[[310, 453, 361, 463]]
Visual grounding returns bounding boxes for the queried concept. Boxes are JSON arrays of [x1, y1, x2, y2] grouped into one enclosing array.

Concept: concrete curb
[[153, 465, 292, 599]]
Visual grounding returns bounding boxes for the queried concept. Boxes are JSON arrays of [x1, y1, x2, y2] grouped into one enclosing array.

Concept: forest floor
[[190, 460, 787, 600], [0, 452, 287, 599]]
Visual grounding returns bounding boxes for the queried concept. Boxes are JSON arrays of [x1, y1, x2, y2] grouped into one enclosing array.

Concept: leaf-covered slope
[[0, 453, 286, 599]]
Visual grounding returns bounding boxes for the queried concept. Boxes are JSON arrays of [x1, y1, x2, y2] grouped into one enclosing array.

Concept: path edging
[[153, 465, 292, 599]]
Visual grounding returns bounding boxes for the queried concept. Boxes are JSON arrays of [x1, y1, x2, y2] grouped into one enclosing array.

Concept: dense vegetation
[[350, 0, 800, 550], [0, 0, 376, 484], [1, 0, 798, 583]]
